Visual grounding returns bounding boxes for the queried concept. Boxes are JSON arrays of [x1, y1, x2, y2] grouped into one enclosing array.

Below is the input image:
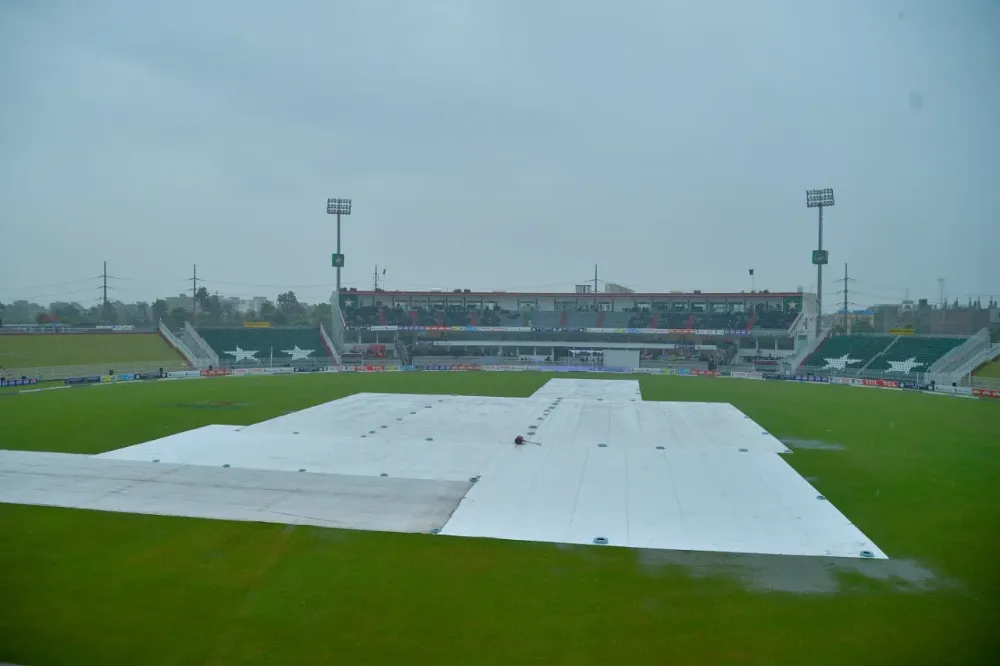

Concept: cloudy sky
[[1, 0, 997, 310]]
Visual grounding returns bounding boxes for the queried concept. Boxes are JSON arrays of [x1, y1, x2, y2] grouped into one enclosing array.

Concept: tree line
[[0, 290, 331, 328]]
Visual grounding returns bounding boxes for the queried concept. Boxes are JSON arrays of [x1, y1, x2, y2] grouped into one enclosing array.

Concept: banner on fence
[[64, 376, 102, 385], [0, 377, 38, 387], [167, 370, 201, 379], [972, 387, 1000, 399], [200, 369, 232, 377], [934, 385, 973, 396], [730, 371, 764, 380], [861, 378, 899, 389], [792, 374, 830, 383]]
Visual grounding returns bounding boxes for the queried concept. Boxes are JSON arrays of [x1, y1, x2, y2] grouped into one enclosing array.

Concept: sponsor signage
[[730, 371, 764, 380], [353, 365, 385, 372], [134, 372, 163, 380], [200, 369, 232, 377], [889, 327, 915, 335], [243, 321, 271, 328], [0, 377, 38, 387], [792, 374, 830, 383], [933, 385, 972, 396], [691, 369, 720, 376], [167, 370, 202, 378], [293, 366, 322, 373], [972, 388, 1000, 399], [861, 378, 899, 389], [64, 376, 102, 385], [829, 377, 853, 385], [95, 325, 136, 331]]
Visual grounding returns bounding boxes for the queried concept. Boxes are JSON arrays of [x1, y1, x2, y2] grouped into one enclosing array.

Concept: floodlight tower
[[805, 188, 834, 336], [326, 197, 352, 299]]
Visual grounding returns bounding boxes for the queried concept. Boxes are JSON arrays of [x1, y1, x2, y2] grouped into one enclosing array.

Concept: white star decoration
[[822, 354, 862, 370], [886, 357, 923, 374], [224, 346, 260, 363], [282, 346, 315, 361]]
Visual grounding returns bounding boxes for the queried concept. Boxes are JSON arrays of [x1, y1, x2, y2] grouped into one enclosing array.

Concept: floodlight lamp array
[[326, 198, 352, 215], [805, 188, 834, 208]]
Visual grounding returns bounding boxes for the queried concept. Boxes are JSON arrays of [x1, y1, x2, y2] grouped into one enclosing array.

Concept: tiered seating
[[443, 308, 471, 327], [603, 312, 632, 328], [866, 336, 967, 377], [565, 311, 599, 328], [197, 327, 330, 364], [529, 311, 562, 329], [800, 336, 893, 371], [753, 311, 798, 330], [339, 304, 791, 332]]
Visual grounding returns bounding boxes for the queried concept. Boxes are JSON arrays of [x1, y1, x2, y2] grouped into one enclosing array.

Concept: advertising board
[[972, 387, 1000, 399], [730, 371, 764, 380], [861, 378, 899, 389], [0, 377, 38, 387], [200, 369, 232, 377]]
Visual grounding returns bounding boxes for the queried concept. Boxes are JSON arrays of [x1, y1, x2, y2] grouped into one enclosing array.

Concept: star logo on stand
[[822, 354, 862, 370], [224, 346, 260, 363], [282, 346, 315, 361], [886, 357, 923, 374]]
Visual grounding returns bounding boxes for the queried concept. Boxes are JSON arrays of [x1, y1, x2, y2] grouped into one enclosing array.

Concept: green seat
[[801, 336, 892, 371], [197, 327, 330, 365], [866, 336, 966, 377]]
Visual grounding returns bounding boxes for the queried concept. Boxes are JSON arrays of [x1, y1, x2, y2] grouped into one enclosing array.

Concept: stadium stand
[[800, 335, 894, 372], [800, 334, 969, 376], [340, 302, 798, 332], [196, 327, 331, 364], [865, 336, 967, 377]]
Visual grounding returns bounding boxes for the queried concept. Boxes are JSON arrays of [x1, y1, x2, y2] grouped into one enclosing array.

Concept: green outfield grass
[[0, 333, 186, 369], [1, 373, 999, 666]]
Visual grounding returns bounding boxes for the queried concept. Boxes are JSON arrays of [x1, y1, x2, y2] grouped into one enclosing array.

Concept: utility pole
[[937, 278, 945, 308], [190, 264, 198, 324], [833, 262, 854, 333], [374, 265, 380, 291], [101, 260, 109, 323]]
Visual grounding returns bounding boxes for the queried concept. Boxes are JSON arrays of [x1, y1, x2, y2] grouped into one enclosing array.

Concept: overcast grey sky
[[1, 0, 997, 309]]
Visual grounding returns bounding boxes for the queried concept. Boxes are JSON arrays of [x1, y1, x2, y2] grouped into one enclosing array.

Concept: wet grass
[[1, 373, 999, 665]]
